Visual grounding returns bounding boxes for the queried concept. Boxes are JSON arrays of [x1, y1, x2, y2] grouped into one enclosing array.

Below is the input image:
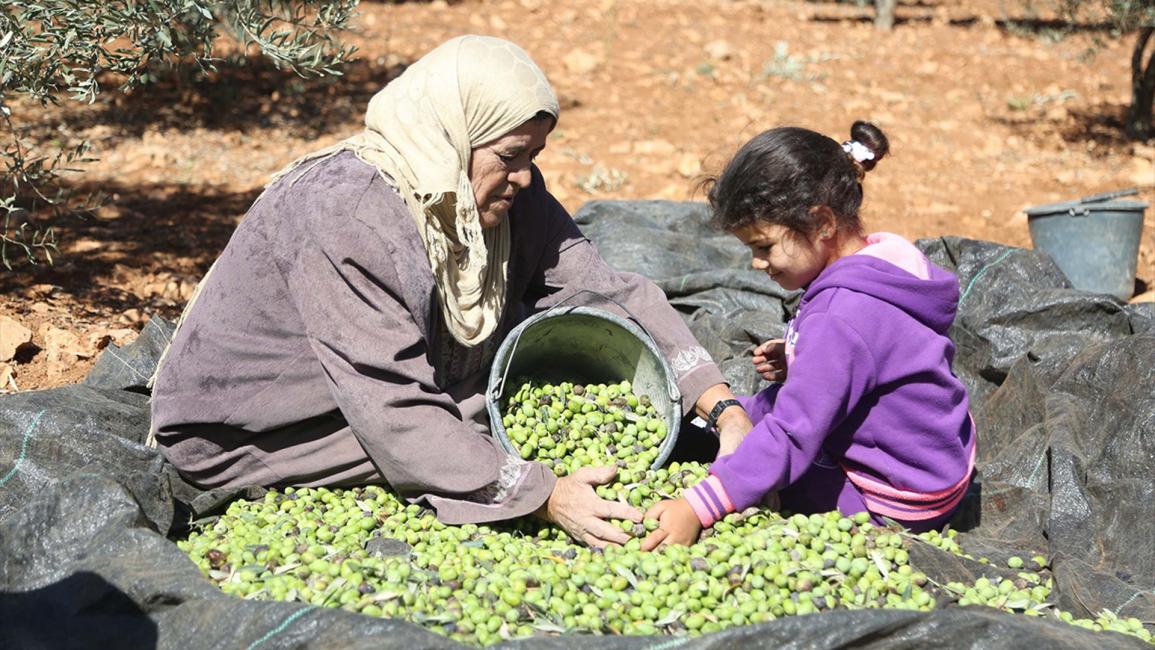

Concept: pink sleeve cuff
[[684, 475, 736, 528]]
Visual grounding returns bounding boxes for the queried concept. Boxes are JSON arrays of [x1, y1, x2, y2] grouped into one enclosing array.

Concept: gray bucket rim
[[485, 305, 683, 471], [1025, 199, 1148, 218]]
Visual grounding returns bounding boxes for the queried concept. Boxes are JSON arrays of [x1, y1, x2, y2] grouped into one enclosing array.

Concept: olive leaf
[[1004, 597, 1032, 611], [368, 590, 404, 603], [273, 562, 302, 575], [614, 565, 640, 589], [530, 621, 567, 634], [870, 550, 891, 579], [654, 607, 686, 627]]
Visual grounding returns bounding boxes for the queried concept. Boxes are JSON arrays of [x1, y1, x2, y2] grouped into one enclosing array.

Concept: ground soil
[[1, 0, 1153, 393]]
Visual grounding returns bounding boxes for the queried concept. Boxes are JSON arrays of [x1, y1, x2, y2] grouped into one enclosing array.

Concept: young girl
[[643, 121, 975, 548]]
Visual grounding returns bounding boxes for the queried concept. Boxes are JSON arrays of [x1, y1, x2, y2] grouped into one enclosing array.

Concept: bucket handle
[[490, 289, 680, 403], [1059, 188, 1140, 217], [1078, 187, 1138, 204]]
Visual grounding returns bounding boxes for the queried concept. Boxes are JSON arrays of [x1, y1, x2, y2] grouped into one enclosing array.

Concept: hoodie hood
[[802, 245, 959, 335]]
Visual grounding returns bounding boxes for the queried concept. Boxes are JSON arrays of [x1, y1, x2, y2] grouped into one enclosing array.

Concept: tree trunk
[[874, 0, 897, 31], [1125, 27, 1155, 141]]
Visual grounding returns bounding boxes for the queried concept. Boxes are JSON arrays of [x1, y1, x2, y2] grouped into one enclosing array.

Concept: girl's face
[[732, 221, 831, 291]]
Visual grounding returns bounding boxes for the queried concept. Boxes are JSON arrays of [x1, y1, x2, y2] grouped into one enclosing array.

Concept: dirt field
[[1, 0, 1153, 392]]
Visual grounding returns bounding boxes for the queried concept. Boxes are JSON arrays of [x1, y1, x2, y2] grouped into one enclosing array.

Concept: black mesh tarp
[[1, 200, 1151, 648]]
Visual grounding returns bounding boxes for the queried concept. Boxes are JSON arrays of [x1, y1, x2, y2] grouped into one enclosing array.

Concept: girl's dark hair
[[706, 121, 889, 235]]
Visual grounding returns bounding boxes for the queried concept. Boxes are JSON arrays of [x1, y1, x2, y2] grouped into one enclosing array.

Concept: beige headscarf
[[146, 38, 558, 446], [276, 35, 559, 346]]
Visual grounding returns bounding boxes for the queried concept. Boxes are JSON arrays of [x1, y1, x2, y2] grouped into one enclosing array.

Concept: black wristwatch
[[706, 399, 742, 433]]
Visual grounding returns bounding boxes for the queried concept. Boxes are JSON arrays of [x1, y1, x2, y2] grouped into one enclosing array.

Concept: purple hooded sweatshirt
[[686, 234, 974, 528]]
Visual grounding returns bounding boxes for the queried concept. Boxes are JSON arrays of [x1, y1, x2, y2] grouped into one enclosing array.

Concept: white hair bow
[[842, 140, 874, 163]]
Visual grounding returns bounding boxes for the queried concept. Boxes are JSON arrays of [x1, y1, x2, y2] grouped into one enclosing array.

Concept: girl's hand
[[639, 498, 702, 551], [762, 490, 781, 512], [752, 338, 787, 382]]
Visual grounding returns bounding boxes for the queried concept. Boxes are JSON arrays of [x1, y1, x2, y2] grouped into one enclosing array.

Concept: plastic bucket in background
[[486, 305, 682, 471], [1025, 190, 1147, 300]]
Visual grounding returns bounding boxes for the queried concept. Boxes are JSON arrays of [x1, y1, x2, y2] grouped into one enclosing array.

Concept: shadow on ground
[[1058, 104, 1139, 150], [2, 53, 415, 316], [21, 56, 407, 147], [806, 0, 1118, 34], [0, 179, 259, 316], [992, 100, 1141, 152]]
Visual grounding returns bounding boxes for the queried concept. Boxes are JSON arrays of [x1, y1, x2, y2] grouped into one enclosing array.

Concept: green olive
[[179, 387, 1153, 647]]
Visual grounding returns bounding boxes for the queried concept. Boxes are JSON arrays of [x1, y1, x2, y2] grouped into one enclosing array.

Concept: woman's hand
[[639, 498, 702, 551], [752, 338, 788, 382], [713, 400, 753, 458], [694, 384, 754, 458], [711, 424, 748, 459], [536, 466, 643, 548]]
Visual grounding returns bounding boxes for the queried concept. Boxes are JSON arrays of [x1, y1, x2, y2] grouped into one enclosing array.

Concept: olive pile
[[180, 472, 1152, 646], [500, 380, 668, 475], [915, 529, 1150, 639], [595, 461, 709, 536], [179, 374, 1152, 646]]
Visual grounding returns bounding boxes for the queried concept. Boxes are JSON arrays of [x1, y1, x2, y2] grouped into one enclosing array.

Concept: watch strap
[[706, 398, 742, 432]]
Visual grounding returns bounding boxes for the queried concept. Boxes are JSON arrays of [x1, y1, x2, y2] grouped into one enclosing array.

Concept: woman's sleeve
[[278, 175, 555, 525], [707, 312, 877, 511], [524, 179, 727, 416]]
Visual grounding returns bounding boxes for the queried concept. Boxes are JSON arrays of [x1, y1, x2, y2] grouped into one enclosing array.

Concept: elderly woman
[[150, 35, 751, 547]]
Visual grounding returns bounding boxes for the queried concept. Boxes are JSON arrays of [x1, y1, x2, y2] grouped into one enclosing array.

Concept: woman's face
[[469, 119, 551, 228], [732, 222, 829, 291]]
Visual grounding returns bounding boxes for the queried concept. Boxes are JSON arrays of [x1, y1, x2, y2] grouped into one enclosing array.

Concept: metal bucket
[[1025, 188, 1147, 300], [486, 304, 682, 471]]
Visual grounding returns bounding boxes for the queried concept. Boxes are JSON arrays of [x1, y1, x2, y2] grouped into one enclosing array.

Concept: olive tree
[[875, 0, 897, 31], [1113, 1, 1155, 140], [0, 0, 358, 269], [1051, 0, 1155, 140]]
